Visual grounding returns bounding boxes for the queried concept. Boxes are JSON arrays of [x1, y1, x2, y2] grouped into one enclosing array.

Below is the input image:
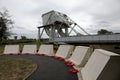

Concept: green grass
[[0, 45, 5, 54], [0, 58, 37, 80], [2, 39, 37, 44]]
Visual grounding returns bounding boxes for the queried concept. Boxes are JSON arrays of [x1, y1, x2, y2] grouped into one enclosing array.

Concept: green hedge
[[2, 39, 37, 44]]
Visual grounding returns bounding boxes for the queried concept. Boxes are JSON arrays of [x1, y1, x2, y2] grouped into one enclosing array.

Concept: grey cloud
[[72, 0, 120, 33], [96, 21, 111, 27], [14, 26, 25, 29]]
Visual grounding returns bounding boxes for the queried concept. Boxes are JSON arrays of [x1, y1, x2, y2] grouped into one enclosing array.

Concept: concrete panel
[[81, 49, 120, 80], [22, 45, 36, 54], [68, 46, 92, 67], [38, 44, 54, 56], [4, 45, 19, 54], [55, 45, 73, 58], [97, 56, 120, 80], [77, 71, 83, 80]]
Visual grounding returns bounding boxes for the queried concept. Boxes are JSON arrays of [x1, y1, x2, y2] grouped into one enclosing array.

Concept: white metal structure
[[3, 45, 19, 54], [78, 49, 120, 80], [38, 10, 89, 40], [38, 44, 54, 56], [38, 10, 120, 44], [22, 45, 36, 54], [55, 45, 73, 59]]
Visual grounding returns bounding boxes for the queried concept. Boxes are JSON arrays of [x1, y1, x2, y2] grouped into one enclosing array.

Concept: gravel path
[[0, 54, 78, 80]]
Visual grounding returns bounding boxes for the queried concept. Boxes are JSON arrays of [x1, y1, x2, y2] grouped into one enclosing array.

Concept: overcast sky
[[0, 0, 120, 39]]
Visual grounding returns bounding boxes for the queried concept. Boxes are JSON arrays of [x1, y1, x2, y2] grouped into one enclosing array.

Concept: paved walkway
[[0, 55, 78, 80]]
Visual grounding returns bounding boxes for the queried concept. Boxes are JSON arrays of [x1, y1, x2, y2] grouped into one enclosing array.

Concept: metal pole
[[38, 27, 40, 42], [65, 27, 68, 36]]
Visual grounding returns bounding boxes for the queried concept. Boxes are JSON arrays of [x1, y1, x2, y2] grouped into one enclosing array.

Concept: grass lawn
[[0, 45, 5, 54], [0, 58, 37, 80]]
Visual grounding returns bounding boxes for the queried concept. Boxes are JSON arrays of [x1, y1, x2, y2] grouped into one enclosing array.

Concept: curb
[[23, 64, 38, 80]]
